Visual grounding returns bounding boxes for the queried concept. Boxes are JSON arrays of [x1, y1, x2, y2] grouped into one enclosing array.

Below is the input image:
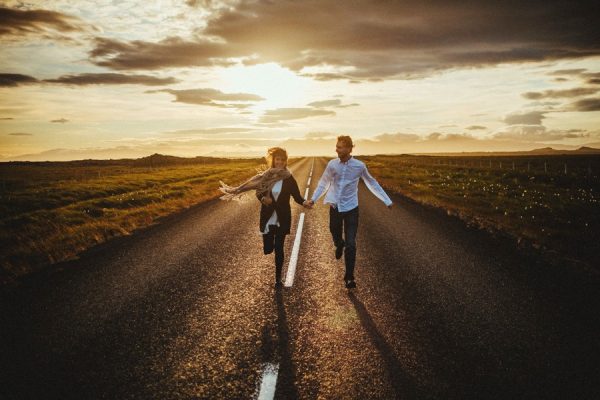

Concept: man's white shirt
[[311, 157, 392, 212]]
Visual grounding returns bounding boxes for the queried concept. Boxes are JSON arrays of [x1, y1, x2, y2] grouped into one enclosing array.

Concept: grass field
[[362, 154, 600, 272], [0, 155, 279, 284]]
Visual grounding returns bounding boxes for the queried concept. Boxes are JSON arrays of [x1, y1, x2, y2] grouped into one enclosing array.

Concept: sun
[[217, 62, 312, 112]]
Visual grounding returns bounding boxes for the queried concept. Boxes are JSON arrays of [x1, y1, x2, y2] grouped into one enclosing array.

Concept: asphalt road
[[1, 157, 599, 399]]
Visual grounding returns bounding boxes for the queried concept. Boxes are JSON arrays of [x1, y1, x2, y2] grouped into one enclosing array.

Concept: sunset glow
[[1, 0, 599, 160]]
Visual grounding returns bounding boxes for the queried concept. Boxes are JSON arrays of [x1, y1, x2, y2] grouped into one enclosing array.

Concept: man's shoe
[[335, 244, 344, 259], [345, 279, 356, 289], [275, 280, 283, 289]]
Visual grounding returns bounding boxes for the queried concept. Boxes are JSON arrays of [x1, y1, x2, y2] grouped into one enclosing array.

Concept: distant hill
[[1, 153, 262, 167], [411, 146, 600, 157]]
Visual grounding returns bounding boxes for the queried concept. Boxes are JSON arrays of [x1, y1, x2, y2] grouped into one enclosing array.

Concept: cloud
[[44, 73, 178, 86], [307, 99, 359, 108], [0, 117, 14, 120], [503, 111, 546, 125], [522, 88, 599, 99], [149, 88, 264, 108], [493, 125, 590, 141], [570, 97, 600, 112], [8, 132, 32, 136], [162, 127, 256, 135], [203, 0, 600, 80], [548, 69, 588, 76], [259, 108, 335, 124], [466, 125, 487, 130], [51, 118, 69, 123], [548, 69, 600, 85], [307, 99, 341, 108], [304, 131, 337, 139], [0, 6, 93, 38], [0, 73, 38, 87], [87, 1, 599, 80], [89, 36, 236, 70]]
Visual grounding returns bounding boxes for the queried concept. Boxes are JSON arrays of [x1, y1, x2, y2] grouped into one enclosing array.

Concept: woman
[[219, 147, 308, 287]]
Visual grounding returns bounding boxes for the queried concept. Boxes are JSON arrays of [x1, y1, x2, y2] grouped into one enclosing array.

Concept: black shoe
[[335, 243, 344, 259], [345, 279, 356, 289], [275, 280, 283, 289]]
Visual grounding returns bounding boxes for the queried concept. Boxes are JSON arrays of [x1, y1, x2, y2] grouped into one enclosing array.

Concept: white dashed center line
[[284, 212, 305, 287], [256, 362, 279, 400]]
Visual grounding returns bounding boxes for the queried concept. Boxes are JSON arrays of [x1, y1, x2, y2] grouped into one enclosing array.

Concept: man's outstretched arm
[[361, 166, 393, 208]]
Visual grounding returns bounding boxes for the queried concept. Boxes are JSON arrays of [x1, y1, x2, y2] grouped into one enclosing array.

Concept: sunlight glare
[[218, 63, 311, 112]]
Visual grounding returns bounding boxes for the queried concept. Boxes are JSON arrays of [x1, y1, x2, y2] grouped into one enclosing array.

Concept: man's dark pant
[[263, 224, 286, 282], [329, 205, 359, 280]]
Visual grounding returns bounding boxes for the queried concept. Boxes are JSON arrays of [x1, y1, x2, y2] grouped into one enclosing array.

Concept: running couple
[[220, 135, 393, 289]]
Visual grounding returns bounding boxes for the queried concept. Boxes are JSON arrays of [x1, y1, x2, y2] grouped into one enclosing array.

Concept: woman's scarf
[[219, 166, 291, 201]]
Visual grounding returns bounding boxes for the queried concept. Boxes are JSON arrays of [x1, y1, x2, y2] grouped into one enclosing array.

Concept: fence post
[[544, 161, 547, 173]]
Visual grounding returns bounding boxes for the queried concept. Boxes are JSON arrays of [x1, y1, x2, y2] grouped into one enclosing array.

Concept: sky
[[1, 0, 599, 161]]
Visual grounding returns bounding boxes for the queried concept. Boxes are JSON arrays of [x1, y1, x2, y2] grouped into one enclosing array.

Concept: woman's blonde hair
[[266, 147, 288, 168]]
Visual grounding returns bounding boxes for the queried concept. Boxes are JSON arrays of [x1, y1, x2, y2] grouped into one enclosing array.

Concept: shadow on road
[[260, 288, 300, 399], [348, 291, 420, 399]]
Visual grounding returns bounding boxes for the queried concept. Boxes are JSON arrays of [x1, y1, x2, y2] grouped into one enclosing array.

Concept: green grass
[[0, 157, 283, 283], [361, 154, 600, 272]]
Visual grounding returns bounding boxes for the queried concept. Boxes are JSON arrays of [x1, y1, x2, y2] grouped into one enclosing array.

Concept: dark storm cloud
[[44, 73, 178, 86], [150, 88, 264, 108], [0, 6, 92, 37], [522, 88, 599, 99], [571, 98, 600, 112], [259, 108, 335, 124], [0, 73, 38, 87], [466, 125, 487, 130], [503, 111, 546, 125], [51, 118, 68, 123], [8, 132, 32, 136], [89, 0, 600, 80], [0, 117, 14, 120]]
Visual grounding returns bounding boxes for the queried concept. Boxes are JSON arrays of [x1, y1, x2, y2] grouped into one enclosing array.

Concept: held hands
[[303, 199, 314, 209]]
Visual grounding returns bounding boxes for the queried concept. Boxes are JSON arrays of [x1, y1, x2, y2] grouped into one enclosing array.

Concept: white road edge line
[[285, 212, 305, 287], [304, 187, 309, 199], [256, 362, 279, 400], [307, 177, 311, 186]]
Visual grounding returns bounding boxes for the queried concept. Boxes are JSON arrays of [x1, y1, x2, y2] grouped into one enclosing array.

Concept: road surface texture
[[1, 157, 598, 399]]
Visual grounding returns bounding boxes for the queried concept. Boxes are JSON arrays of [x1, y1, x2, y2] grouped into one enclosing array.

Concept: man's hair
[[266, 146, 288, 167], [337, 135, 354, 148]]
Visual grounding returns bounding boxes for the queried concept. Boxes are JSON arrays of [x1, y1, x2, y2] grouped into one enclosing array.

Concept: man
[[306, 135, 393, 288]]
